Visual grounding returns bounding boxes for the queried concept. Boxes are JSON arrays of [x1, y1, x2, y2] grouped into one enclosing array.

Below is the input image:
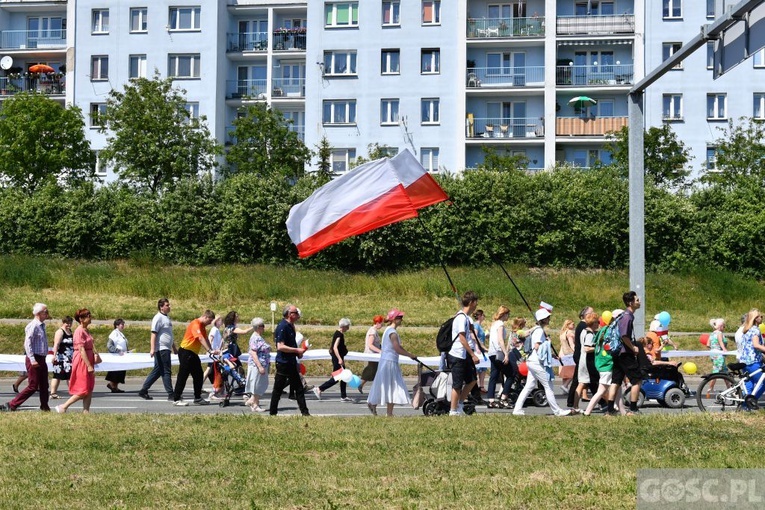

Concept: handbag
[[94, 352, 103, 365]]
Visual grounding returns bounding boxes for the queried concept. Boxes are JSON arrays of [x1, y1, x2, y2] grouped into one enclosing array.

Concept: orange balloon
[[518, 361, 529, 377], [299, 363, 306, 375]]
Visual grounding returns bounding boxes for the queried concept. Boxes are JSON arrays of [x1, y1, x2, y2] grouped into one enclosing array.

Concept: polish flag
[[286, 150, 449, 258]]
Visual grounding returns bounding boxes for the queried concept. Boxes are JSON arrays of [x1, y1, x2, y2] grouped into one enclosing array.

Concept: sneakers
[[313, 387, 322, 400], [252, 405, 266, 413], [0, 404, 11, 412], [193, 398, 210, 406], [340, 397, 354, 403], [208, 394, 223, 402], [138, 391, 153, 400], [54, 405, 65, 414], [173, 400, 189, 406], [303, 384, 315, 391], [555, 409, 572, 417], [512, 410, 525, 416], [448, 410, 463, 416]]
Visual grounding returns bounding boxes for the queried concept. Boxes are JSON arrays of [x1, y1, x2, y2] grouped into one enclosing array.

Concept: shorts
[[447, 354, 477, 390], [598, 371, 613, 385], [612, 352, 642, 386]]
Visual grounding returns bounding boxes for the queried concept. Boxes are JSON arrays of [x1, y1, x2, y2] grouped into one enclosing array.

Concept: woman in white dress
[[366, 308, 417, 416]]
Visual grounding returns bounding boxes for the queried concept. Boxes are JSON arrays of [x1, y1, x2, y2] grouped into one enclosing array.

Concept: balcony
[[226, 124, 304, 144], [466, 117, 544, 139], [227, 32, 268, 52], [556, 15, 635, 36], [556, 116, 628, 136], [467, 66, 544, 88], [0, 75, 64, 97], [272, 78, 305, 98], [467, 17, 544, 38], [226, 79, 267, 99], [0, 30, 67, 50], [272, 30, 306, 51], [556, 64, 633, 86]]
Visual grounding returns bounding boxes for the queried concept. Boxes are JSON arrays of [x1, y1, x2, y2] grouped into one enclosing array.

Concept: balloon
[[516, 329, 526, 338], [658, 311, 671, 327], [759, 324, 765, 335], [598, 318, 606, 327], [683, 362, 697, 375], [601, 310, 613, 325], [339, 368, 354, 383], [348, 375, 362, 389], [518, 361, 528, 377], [299, 363, 306, 375]]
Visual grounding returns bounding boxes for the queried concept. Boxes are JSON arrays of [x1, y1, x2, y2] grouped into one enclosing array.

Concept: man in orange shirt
[[173, 310, 217, 406]]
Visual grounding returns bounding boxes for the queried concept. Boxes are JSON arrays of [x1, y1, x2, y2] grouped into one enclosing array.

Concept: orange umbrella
[[28, 64, 54, 74]]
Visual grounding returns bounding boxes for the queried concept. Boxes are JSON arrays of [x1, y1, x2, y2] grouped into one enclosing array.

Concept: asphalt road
[[0, 375, 709, 417]]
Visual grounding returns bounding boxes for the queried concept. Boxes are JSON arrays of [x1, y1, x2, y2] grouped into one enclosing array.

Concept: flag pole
[[416, 216, 461, 306]]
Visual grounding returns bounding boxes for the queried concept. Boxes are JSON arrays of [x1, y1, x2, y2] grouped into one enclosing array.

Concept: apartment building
[[0, 0, 753, 179]]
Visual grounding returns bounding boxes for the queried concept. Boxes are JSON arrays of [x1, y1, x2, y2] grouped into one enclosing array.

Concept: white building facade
[[0, 0, 753, 179]]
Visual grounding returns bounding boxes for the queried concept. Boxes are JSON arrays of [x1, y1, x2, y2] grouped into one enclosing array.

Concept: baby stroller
[[210, 352, 246, 407], [506, 373, 549, 408], [418, 363, 477, 416]]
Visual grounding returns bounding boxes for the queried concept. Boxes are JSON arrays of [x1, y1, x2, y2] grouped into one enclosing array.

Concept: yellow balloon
[[683, 362, 697, 375], [517, 329, 526, 338], [759, 324, 765, 335], [601, 310, 613, 325]]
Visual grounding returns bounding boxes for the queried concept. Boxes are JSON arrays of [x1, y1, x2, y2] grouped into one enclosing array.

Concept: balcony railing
[[467, 66, 544, 88], [466, 117, 544, 139], [226, 124, 305, 144], [226, 79, 267, 99], [556, 14, 635, 35], [272, 78, 305, 98], [0, 76, 64, 96], [0, 30, 67, 50], [556, 64, 634, 86], [227, 32, 268, 52], [556, 116, 628, 136], [467, 17, 545, 38], [272, 31, 306, 51]]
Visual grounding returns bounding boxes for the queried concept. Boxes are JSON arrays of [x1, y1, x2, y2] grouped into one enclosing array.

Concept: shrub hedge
[[0, 168, 759, 274]]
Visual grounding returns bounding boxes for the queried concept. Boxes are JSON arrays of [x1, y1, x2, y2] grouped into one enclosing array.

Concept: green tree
[[225, 102, 310, 181], [314, 135, 333, 182], [475, 146, 529, 172], [703, 116, 765, 188], [0, 92, 95, 194], [607, 124, 691, 188], [350, 143, 394, 169], [99, 71, 221, 193]]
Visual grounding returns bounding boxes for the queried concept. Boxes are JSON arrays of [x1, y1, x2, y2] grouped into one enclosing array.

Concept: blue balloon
[[348, 375, 362, 389], [658, 311, 671, 327]]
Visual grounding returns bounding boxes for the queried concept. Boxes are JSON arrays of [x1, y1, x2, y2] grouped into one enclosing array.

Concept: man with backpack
[[447, 291, 480, 416], [607, 291, 643, 415]]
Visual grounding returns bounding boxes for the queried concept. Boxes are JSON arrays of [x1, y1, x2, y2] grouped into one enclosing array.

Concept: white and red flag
[[286, 149, 448, 258]]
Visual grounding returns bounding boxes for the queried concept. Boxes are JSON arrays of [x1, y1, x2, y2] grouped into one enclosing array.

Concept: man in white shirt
[[447, 291, 480, 416]]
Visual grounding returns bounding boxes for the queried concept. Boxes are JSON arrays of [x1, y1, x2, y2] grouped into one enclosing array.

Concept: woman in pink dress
[[56, 308, 99, 414]]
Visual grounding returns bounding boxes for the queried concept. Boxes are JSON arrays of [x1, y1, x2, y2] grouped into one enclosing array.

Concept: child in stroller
[[420, 366, 477, 416], [210, 352, 246, 407]]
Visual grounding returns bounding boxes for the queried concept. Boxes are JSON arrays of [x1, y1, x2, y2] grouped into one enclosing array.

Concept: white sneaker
[[340, 397, 354, 403], [512, 410, 525, 416], [556, 409, 572, 417], [313, 387, 322, 400], [456, 402, 464, 414], [173, 400, 189, 407], [448, 410, 463, 416], [208, 394, 222, 402]]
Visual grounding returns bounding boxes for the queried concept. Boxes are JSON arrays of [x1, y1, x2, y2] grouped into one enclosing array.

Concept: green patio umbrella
[[568, 96, 597, 109]]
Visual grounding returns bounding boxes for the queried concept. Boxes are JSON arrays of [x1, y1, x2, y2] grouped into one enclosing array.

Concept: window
[[28, 16, 66, 39], [91, 56, 108, 80], [754, 48, 765, 68], [130, 8, 148, 32], [662, 42, 683, 69], [596, 99, 614, 117], [663, 0, 682, 19], [381, 99, 400, 125], [325, 3, 359, 28], [707, 42, 714, 70], [706, 146, 718, 171], [575, 2, 614, 15], [421, 98, 440, 124], [92, 9, 109, 34], [422, 1, 441, 25], [184, 102, 200, 121], [94, 152, 108, 177], [169, 7, 201, 31], [90, 103, 106, 127], [382, 1, 401, 26], [129, 55, 147, 79], [754, 93, 765, 119], [707, 93, 727, 120], [707, 0, 715, 18], [323, 100, 357, 125], [572, 149, 610, 168], [323, 51, 357, 76], [168, 54, 200, 78], [662, 94, 683, 120], [421, 49, 440, 74], [381, 49, 400, 74], [331, 149, 356, 173], [420, 148, 439, 172]]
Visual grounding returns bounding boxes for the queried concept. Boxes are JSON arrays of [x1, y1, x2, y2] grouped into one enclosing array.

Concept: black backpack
[[436, 312, 466, 352]]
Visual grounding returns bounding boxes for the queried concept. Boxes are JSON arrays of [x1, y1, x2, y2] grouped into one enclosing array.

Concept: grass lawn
[[0, 413, 758, 509]]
